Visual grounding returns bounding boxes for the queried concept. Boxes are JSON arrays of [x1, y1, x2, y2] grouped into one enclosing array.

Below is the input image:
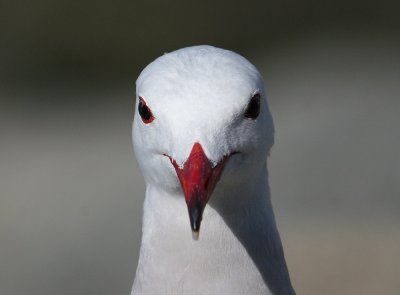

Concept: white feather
[[131, 45, 295, 295]]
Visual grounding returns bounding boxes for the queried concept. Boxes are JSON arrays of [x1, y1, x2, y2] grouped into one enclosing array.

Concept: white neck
[[132, 166, 295, 295]]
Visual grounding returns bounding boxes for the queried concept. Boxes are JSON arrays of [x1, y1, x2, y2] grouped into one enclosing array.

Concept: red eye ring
[[138, 96, 155, 124]]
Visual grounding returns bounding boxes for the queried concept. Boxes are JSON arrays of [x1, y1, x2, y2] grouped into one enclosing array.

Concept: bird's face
[[132, 46, 274, 238]]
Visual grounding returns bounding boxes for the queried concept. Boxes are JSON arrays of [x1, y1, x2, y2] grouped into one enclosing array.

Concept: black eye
[[244, 93, 261, 119], [138, 96, 154, 124]]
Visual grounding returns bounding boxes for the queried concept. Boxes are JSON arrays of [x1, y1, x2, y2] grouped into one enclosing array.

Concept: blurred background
[[1, 0, 399, 294]]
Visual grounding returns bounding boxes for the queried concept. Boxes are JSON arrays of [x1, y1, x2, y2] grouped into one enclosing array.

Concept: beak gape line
[[164, 143, 233, 240]]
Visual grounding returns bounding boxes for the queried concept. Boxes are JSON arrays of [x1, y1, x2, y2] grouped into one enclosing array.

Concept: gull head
[[132, 45, 274, 239]]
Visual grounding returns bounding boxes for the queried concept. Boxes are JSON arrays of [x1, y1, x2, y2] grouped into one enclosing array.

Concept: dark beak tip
[[189, 205, 203, 229]]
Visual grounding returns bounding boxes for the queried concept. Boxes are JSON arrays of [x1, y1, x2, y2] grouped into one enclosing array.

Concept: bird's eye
[[138, 96, 155, 124], [244, 93, 261, 119]]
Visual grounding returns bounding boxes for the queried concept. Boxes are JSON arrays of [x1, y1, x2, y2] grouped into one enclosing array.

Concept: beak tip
[[192, 230, 200, 241]]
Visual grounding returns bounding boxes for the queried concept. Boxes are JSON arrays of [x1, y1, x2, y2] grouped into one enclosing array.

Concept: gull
[[131, 45, 296, 295]]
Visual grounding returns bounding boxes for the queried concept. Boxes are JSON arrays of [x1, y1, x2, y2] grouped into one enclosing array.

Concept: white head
[[133, 45, 274, 237]]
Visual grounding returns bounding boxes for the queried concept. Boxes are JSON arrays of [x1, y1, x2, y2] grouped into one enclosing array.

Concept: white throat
[[131, 165, 295, 295]]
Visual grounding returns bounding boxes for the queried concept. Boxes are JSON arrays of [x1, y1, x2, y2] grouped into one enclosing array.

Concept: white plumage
[[131, 45, 295, 295]]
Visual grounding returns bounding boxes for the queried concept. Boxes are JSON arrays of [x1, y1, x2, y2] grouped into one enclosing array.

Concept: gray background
[[1, 1, 399, 294]]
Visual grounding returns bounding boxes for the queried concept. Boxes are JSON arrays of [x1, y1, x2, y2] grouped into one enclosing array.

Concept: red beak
[[166, 143, 232, 240]]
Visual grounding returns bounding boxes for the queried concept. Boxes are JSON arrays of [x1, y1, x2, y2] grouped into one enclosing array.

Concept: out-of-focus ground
[[263, 32, 400, 294], [1, 31, 399, 295]]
